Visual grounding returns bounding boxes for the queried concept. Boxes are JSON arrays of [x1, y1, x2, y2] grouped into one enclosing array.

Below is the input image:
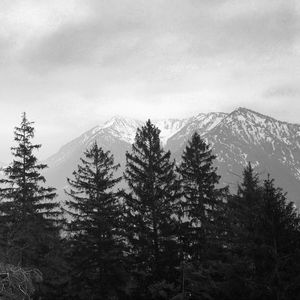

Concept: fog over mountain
[[43, 107, 300, 207]]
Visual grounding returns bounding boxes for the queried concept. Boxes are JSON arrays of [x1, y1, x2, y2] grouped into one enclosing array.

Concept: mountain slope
[[167, 107, 300, 204], [153, 119, 189, 145], [44, 117, 141, 197], [44, 108, 300, 206], [45, 116, 188, 195], [165, 112, 227, 151]]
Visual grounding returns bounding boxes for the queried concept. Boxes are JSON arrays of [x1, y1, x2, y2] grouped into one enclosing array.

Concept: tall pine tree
[[178, 132, 226, 263], [124, 120, 181, 299], [0, 112, 62, 297], [226, 167, 300, 300], [176, 132, 228, 300], [234, 162, 262, 256], [65, 142, 126, 300], [222, 162, 263, 299], [256, 176, 300, 300]]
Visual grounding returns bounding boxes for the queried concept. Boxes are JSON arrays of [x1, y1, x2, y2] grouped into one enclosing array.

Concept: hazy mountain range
[[43, 107, 300, 207]]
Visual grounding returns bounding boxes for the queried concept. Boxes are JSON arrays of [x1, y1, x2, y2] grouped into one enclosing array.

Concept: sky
[[0, 0, 299, 162]]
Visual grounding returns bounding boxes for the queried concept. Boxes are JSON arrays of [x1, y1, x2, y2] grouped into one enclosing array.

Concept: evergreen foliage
[[178, 132, 227, 263], [65, 142, 127, 299], [256, 176, 300, 299], [124, 120, 181, 298], [0, 114, 299, 300], [0, 113, 63, 298], [229, 162, 262, 257], [224, 163, 264, 298], [226, 165, 300, 300], [176, 132, 229, 300]]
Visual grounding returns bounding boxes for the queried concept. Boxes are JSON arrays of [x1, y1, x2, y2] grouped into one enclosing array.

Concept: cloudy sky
[[0, 0, 299, 161]]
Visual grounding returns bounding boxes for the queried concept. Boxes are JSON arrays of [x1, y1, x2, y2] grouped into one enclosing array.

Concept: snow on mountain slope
[[44, 108, 300, 206], [166, 107, 300, 204], [215, 107, 300, 147], [47, 116, 142, 167], [207, 107, 300, 179], [165, 112, 227, 150], [46, 116, 188, 170], [213, 108, 300, 203], [153, 119, 189, 145], [101, 116, 143, 144], [44, 115, 186, 195]]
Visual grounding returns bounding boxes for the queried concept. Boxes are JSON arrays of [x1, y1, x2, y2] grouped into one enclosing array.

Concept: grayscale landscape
[[0, 1, 299, 299]]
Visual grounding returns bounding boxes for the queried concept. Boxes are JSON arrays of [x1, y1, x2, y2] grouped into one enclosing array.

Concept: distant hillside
[[44, 108, 300, 207]]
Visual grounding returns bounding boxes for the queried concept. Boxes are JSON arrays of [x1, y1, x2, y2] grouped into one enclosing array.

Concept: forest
[[0, 113, 299, 300]]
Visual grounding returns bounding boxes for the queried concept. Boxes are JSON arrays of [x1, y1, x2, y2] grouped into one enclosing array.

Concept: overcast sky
[[0, 0, 299, 162]]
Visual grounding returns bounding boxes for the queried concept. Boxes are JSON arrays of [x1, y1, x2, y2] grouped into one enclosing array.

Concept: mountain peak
[[229, 107, 289, 125], [104, 115, 130, 125], [153, 118, 189, 145], [235, 106, 250, 113], [45, 108, 300, 207]]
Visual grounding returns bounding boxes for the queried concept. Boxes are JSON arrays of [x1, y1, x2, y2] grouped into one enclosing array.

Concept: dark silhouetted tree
[[178, 132, 227, 263], [65, 142, 127, 300], [225, 164, 300, 300], [124, 120, 181, 299], [176, 132, 228, 299], [221, 162, 264, 299], [0, 112, 63, 298], [255, 176, 300, 300]]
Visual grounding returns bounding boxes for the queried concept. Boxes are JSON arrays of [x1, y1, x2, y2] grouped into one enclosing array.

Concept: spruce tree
[[225, 162, 263, 298], [227, 168, 300, 300], [176, 132, 229, 299], [0, 112, 62, 297], [65, 142, 126, 299], [124, 120, 181, 298], [234, 162, 262, 253], [225, 163, 268, 299], [256, 176, 300, 300], [178, 132, 226, 262], [0, 113, 60, 263]]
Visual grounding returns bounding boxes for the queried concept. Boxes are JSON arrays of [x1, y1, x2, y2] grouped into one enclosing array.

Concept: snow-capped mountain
[[99, 116, 143, 144], [167, 107, 300, 204], [153, 119, 189, 145], [166, 112, 227, 150], [209, 107, 300, 183], [44, 115, 190, 195], [44, 108, 300, 206]]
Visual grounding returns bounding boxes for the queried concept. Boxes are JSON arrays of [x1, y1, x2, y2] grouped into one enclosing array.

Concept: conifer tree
[[178, 132, 226, 262], [225, 163, 269, 299], [228, 163, 263, 295], [175, 132, 229, 300], [0, 113, 60, 263], [256, 176, 300, 300], [65, 142, 126, 300], [124, 120, 181, 298], [234, 162, 262, 252], [0, 112, 62, 297]]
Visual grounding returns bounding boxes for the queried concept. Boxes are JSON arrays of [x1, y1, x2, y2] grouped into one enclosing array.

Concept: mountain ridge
[[43, 107, 300, 207]]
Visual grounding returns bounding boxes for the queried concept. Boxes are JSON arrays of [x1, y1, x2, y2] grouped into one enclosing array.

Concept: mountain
[[166, 107, 300, 204], [44, 116, 188, 198], [44, 108, 300, 207], [165, 112, 227, 151], [153, 118, 189, 145], [44, 116, 142, 198]]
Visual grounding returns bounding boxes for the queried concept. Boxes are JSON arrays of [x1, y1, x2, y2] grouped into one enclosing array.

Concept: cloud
[[0, 0, 299, 161], [264, 85, 300, 98], [12, 0, 297, 75]]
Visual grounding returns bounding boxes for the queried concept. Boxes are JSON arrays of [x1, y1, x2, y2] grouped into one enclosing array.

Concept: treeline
[[0, 114, 299, 300]]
